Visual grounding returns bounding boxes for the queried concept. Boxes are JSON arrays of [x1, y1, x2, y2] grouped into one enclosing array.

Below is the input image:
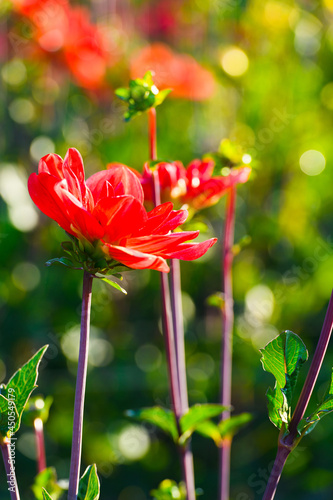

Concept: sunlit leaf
[[42, 489, 53, 500], [6, 346, 48, 433], [260, 331, 308, 429], [78, 464, 100, 500], [126, 407, 178, 442], [194, 420, 222, 446], [32, 467, 63, 500], [300, 370, 333, 436], [218, 412, 252, 438], [179, 404, 228, 444]]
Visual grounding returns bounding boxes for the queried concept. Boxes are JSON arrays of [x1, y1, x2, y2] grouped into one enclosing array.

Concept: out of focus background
[[1, 0, 333, 498]]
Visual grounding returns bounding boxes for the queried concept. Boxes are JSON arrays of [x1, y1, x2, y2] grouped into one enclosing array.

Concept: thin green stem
[[219, 186, 236, 500], [68, 271, 93, 500]]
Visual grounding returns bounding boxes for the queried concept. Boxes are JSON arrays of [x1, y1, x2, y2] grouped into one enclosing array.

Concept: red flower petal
[[186, 159, 215, 184], [28, 173, 73, 233], [93, 195, 147, 242], [126, 231, 200, 255], [28, 172, 103, 241], [186, 167, 251, 209], [165, 238, 217, 260], [38, 153, 64, 179], [101, 243, 169, 272], [87, 165, 144, 204]]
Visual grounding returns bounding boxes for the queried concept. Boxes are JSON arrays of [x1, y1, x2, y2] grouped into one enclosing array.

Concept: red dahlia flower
[[130, 43, 215, 101], [140, 159, 251, 211], [11, 0, 112, 90], [28, 149, 216, 273]]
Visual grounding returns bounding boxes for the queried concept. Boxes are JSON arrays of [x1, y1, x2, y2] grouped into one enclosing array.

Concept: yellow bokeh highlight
[[221, 47, 249, 77], [264, 1, 293, 30], [324, 0, 333, 13]]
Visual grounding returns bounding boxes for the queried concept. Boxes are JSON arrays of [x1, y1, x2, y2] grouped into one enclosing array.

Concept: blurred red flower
[[11, 0, 112, 90], [141, 159, 251, 211], [28, 148, 216, 272], [131, 43, 215, 101]]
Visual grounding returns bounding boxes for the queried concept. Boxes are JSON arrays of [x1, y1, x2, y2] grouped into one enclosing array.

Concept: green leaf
[[260, 331, 308, 429], [126, 407, 178, 442], [32, 467, 63, 500], [0, 393, 19, 436], [7, 346, 48, 433], [42, 490, 53, 500], [179, 404, 228, 444], [300, 370, 333, 436], [154, 88, 173, 106], [45, 257, 81, 270], [194, 420, 222, 446], [193, 412, 252, 446], [94, 274, 127, 294], [218, 412, 253, 438], [78, 464, 100, 500]]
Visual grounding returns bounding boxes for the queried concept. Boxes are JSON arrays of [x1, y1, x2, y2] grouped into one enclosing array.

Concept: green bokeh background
[[1, 0, 333, 499]]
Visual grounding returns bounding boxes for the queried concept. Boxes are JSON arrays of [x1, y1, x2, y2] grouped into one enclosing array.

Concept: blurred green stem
[[68, 271, 93, 500], [263, 290, 333, 500], [1, 440, 20, 500], [219, 186, 236, 500]]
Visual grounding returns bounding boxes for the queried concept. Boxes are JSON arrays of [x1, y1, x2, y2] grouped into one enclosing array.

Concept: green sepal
[[260, 331, 308, 429], [126, 407, 178, 442], [32, 467, 63, 500], [179, 404, 228, 445], [78, 464, 100, 500], [114, 87, 131, 101], [115, 71, 172, 121]]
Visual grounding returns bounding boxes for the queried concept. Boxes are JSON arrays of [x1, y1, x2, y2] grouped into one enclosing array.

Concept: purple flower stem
[[219, 186, 236, 500], [170, 259, 196, 500], [1, 440, 20, 500], [68, 271, 93, 500], [262, 289, 333, 500], [149, 106, 195, 498], [34, 418, 47, 473]]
